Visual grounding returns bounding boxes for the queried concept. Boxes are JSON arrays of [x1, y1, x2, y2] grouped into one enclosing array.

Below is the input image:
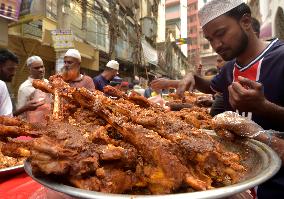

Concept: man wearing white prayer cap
[[177, 1, 284, 198], [16, 55, 51, 122], [93, 60, 120, 91], [63, 49, 95, 91]]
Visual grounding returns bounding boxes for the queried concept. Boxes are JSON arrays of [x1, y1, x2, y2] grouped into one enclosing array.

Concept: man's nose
[[212, 40, 223, 51]]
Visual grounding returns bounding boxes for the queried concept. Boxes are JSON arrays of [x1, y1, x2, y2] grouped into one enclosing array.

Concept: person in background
[[120, 81, 129, 94], [93, 60, 119, 91], [216, 55, 226, 72], [209, 55, 226, 116], [113, 76, 122, 84], [63, 49, 95, 91], [204, 68, 218, 76], [251, 17, 260, 38], [195, 64, 203, 76], [144, 86, 153, 98], [0, 49, 18, 116], [17, 56, 52, 123], [109, 81, 121, 89]]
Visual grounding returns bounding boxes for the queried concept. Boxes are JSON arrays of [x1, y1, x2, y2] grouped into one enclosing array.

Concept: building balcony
[[166, 12, 180, 21]]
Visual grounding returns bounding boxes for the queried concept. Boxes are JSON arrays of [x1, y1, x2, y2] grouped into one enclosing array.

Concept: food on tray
[[167, 92, 213, 111], [0, 75, 246, 194], [0, 142, 24, 169]]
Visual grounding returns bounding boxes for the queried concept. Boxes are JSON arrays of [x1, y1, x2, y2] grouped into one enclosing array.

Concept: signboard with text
[[0, 0, 22, 21], [51, 30, 74, 51]]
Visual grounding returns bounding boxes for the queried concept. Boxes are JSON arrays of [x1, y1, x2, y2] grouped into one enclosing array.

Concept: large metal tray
[[24, 138, 281, 199], [0, 164, 24, 177]]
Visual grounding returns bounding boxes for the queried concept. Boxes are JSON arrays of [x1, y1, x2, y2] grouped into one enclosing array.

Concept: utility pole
[[81, 0, 87, 31], [108, 0, 118, 60], [55, 0, 71, 73]]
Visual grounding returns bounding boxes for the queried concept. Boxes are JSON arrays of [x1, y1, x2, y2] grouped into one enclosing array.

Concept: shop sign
[[22, 19, 42, 39], [0, 0, 22, 21], [51, 30, 74, 51]]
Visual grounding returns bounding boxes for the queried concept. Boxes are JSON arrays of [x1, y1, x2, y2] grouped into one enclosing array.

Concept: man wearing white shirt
[[0, 80, 13, 116], [0, 49, 19, 116], [17, 56, 51, 121]]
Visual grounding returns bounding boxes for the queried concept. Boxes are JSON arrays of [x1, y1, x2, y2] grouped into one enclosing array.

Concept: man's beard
[[62, 69, 78, 81], [0, 70, 12, 82], [221, 28, 249, 61]]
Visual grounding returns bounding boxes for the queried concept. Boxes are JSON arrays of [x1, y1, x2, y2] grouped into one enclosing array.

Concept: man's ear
[[240, 13, 252, 31]]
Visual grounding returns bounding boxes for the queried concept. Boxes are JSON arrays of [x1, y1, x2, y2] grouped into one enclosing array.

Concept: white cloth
[[17, 77, 48, 109], [65, 49, 81, 61], [199, 0, 243, 27], [0, 80, 13, 116], [133, 85, 145, 96], [26, 56, 43, 67], [106, 60, 119, 70]]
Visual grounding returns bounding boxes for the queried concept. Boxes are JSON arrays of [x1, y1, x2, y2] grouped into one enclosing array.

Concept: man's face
[[29, 61, 45, 79], [203, 15, 249, 61], [0, 60, 17, 82], [63, 56, 80, 81], [109, 70, 118, 80]]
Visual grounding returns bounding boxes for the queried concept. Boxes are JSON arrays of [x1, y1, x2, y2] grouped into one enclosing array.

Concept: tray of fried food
[[0, 75, 280, 199]]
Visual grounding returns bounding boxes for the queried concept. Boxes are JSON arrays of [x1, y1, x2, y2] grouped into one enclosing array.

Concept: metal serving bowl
[[24, 137, 281, 199]]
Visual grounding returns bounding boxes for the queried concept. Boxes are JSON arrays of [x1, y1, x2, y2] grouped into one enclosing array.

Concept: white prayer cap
[[199, 0, 244, 27], [26, 56, 43, 67], [106, 60, 119, 70], [64, 49, 81, 62]]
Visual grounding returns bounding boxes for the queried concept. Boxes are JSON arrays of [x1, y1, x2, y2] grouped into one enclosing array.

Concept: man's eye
[[216, 30, 225, 37]]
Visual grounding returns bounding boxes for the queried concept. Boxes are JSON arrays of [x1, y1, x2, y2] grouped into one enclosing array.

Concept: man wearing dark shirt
[[93, 60, 119, 91], [177, 1, 284, 198]]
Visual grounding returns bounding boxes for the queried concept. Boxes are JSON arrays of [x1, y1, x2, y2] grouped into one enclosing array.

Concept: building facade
[[165, 0, 188, 57], [5, 0, 169, 101], [187, 0, 200, 67], [250, 0, 284, 40]]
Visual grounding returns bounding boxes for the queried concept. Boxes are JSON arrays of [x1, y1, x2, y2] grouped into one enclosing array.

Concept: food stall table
[[0, 173, 72, 199]]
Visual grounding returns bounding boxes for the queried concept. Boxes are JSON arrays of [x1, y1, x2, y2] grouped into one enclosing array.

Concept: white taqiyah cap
[[106, 60, 119, 70], [26, 56, 43, 67], [65, 49, 81, 62], [199, 0, 244, 27]]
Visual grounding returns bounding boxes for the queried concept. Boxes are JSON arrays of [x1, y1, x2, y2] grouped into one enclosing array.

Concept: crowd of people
[[0, 0, 283, 198]]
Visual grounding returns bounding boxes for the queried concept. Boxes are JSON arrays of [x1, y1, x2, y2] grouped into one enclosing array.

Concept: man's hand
[[151, 78, 171, 90], [24, 98, 45, 111], [228, 76, 266, 113], [13, 98, 45, 116], [176, 73, 195, 98], [212, 111, 263, 138]]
